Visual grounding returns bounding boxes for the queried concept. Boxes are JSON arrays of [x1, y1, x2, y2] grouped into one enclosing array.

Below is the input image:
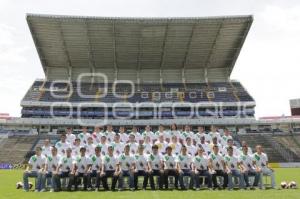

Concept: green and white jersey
[[58, 156, 73, 172], [78, 132, 91, 144], [118, 154, 135, 171], [95, 143, 108, 156], [163, 154, 176, 170], [130, 132, 143, 142], [198, 143, 211, 155], [147, 153, 162, 170], [143, 143, 153, 154], [170, 142, 182, 155], [45, 155, 60, 172], [220, 135, 233, 146], [111, 142, 125, 156], [71, 145, 84, 157], [239, 154, 254, 170], [134, 154, 148, 171], [224, 155, 239, 170], [119, 133, 129, 143], [103, 131, 116, 143], [28, 155, 46, 172], [66, 133, 76, 144], [142, 131, 156, 142], [186, 144, 197, 156], [180, 131, 193, 141], [102, 155, 118, 171], [154, 141, 168, 154], [209, 153, 224, 170], [253, 152, 268, 168], [238, 147, 253, 155], [89, 154, 102, 171], [194, 133, 210, 144], [128, 142, 139, 154], [221, 145, 239, 156], [73, 155, 90, 173], [208, 132, 221, 143], [85, 143, 96, 156], [168, 130, 180, 139], [55, 141, 71, 155], [41, 145, 52, 157], [192, 155, 209, 170], [176, 154, 192, 170]]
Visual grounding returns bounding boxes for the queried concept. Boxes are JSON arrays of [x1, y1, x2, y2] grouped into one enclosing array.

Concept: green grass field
[[0, 168, 299, 199]]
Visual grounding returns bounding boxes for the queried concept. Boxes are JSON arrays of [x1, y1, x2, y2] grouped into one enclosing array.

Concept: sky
[[0, 0, 300, 118]]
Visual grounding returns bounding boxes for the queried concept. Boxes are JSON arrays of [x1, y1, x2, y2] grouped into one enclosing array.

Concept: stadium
[[0, 13, 300, 199]]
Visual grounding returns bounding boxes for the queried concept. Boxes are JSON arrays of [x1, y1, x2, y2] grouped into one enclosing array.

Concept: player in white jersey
[[143, 135, 153, 154], [131, 126, 143, 143], [142, 125, 157, 144], [112, 133, 125, 156], [128, 133, 139, 154], [41, 139, 52, 157], [55, 134, 71, 156], [186, 137, 197, 156], [224, 146, 244, 189], [209, 145, 228, 189], [95, 135, 108, 156], [197, 135, 211, 156], [253, 145, 276, 189], [180, 125, 194, 144], [71, 138, 83, 157], [170, 135, 182, 155], [221, 139, 239, 156], [154, 133, 168, 155], [104, 125, 116, 143], [162, 145, 180, 190], [85, 136, 96, 156], [192, 147, 212, 190], [147, 144, 163, 190], [194, 126, 210, 145], [208, 126, 221, 144], [41, 146, 60, 192], [177, 145, 193, 190], [69, 147, 91, 191], [119, 126, 129, 143], [78, 126, 91, 145], [23, 147, 46, 192], [66, 127, 76, 145], [92, 126, 103, 144], [155, 125, 171, 143], [100, 145, 120, 191], [133, 145, 148, 190], [239, 145, 260, 189], [169, 123, 180, 140], [53, 148, 73, 191], [118, 144, 135, 190], [238, 141, 253, 155], [87, 146, 102, 191], [220, 128, 233, 146]]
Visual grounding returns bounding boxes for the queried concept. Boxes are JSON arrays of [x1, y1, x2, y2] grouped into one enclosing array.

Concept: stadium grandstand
[[0, 13, 300, 169]]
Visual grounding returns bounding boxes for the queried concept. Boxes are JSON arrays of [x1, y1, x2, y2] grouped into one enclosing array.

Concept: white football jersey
[[42, 145, 52, 157], [45, 155, 60, 172], [209, 153, 224, 170], [194, 133, 210, 144], [66, 133, 76, 144], [143, 143, 153, 154], [112, 142, 125, 156], [224, 155, 239, 170], [129, 142, 139, 154], [239, 154, 254, 170], [186, 145, 197, 156], [134, 154, 148, 171], [147, 153, 162, 170], [118, 154, 135, 171], [193, 155, 209, 170], [119, 133, 129, 143], [78, 132, 91, 144], [142, 131, 157, 142], [85, 144, 96, 156], [169, 142, 182, 155], [253, 152, 268, 168], [163, 154, 176, 170], [154, 141, 168, 154], [28, 155, 46, 172], [95, 143, 108, 156], [58, 156, 73, 172], [55, 141, 71, 155], [221, 146, 239, 156], [89, 154, 102, 171], [176, 154, 192, 170], [71, 145, 83, 157], [104, 131, 116, 143], [73, 156, 90, 173], [102, 155, 118, 171]]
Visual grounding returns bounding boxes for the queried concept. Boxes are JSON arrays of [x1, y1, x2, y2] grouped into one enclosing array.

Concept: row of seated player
[[21, 109, 255, 118]]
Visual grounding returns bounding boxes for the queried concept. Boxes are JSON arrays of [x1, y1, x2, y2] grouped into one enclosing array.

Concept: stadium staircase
[[237, 134, 300, 162], [0, 135, 39, 164]]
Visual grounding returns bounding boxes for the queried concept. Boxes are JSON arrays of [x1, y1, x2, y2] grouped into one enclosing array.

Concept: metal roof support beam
[[85, 19, 96, 83], [112, 21, 118, 80], [203, 20, 224, 81], [182, 23, 196, 70], [159, 23, 169, 71], [204, 68, 208, 83], [181, 68, 186, 84], [160, 69, 163, 84], [59, 21, 73, 81]]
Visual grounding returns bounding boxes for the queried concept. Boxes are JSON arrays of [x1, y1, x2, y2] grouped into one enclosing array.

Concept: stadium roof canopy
[[27, 14, 253, 83]]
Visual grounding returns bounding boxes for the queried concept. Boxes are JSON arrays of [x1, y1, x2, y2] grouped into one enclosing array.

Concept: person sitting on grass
[[23, 146, 46, 192]]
